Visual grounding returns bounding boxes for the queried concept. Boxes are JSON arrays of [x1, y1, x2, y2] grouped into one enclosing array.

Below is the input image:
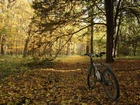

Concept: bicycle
[[84, 52, 120, 100]]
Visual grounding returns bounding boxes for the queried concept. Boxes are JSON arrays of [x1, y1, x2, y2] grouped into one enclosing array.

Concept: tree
[[104, 0, 114, 62]]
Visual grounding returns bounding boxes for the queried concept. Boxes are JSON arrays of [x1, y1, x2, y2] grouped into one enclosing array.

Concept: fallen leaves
[[0, 56, 140, 104]]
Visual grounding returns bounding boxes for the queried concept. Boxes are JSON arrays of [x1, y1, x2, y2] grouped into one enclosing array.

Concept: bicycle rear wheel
[[103, 69, 120, 100], [87, 67, 97, 89]]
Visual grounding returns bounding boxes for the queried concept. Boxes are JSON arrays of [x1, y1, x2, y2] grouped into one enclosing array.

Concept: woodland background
[[0, 0, 140, 61], [0, 0, 140, 105]]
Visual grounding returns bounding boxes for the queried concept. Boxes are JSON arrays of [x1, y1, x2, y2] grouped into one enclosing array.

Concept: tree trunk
[[86, 45, 89, 54], [90, 7, 94, 54], [1, 35, 7, 55], [23, 24, 32, 57], [113, 16, 122, 57], [23, 36, 30, 57], [113, 0, 122, 58], [66, 42, 70, 55], [132, 40, 137, 56], [105, 0, 114, 63], [90, 26, 94, 54]]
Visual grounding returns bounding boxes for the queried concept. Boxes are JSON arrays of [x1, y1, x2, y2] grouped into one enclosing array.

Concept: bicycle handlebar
[[84, 52, 105, 58]]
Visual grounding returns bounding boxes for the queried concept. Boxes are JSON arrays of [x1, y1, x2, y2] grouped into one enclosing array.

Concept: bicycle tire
[[87, 67, 97, 89], [102, 69, 120, 100]]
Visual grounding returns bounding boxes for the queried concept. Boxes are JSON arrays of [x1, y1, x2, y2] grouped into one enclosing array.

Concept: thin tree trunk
[[23, 24, 32, 57], [66, 42, 70, 55], [113, 16, 122, 58], [113, 0, 122, 58], [90, 25, 94, 53], [132, 41, 137, 56], [90, 7, 94, 53], [1, 35, 7, 55], [23, 36, 30, 57]]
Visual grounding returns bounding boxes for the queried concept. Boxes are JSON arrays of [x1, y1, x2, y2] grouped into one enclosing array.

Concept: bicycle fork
[[93, 63, 102, 81], [88, 64, 102, 81], [88, 64, 106, 84], [96, 70, 101, 80]]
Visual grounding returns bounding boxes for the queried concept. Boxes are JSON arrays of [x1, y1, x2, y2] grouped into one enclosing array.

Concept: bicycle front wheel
[[87, 67, 97, 89], [103, 69, 120, 100]]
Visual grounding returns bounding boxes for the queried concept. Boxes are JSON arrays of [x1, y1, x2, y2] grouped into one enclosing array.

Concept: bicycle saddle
[[98, 52, 106, 57]]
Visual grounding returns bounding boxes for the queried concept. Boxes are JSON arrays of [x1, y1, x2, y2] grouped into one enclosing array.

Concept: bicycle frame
[[88, 53, 112, 81], [86, 52, 120, 100], [88, 55, 103, 81]]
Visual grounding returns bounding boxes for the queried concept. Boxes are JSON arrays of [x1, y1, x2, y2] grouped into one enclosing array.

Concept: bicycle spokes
[[87, 69, 97, 89], [103, 69, 120, 100], [105, 80, 116, 96]]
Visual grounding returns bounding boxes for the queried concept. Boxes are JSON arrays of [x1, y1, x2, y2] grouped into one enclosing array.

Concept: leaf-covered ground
[[0, 56, 140, 105]]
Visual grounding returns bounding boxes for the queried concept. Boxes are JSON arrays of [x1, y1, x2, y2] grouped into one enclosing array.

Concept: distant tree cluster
[[0, 0, 33, 55]]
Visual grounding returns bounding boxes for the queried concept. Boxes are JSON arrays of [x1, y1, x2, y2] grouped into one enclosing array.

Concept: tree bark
[[105, 0, 114, 63]]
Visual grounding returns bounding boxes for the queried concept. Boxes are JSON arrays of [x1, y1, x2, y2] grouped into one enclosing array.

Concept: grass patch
[[116, 55, 140, 60], [0, 55, 32, 79]]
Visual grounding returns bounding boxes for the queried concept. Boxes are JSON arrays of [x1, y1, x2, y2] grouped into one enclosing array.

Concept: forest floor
[[0, 55, 140, 105]]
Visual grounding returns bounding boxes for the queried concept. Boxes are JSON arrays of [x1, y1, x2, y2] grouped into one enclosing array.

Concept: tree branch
[[53, 24, 92, 59]]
